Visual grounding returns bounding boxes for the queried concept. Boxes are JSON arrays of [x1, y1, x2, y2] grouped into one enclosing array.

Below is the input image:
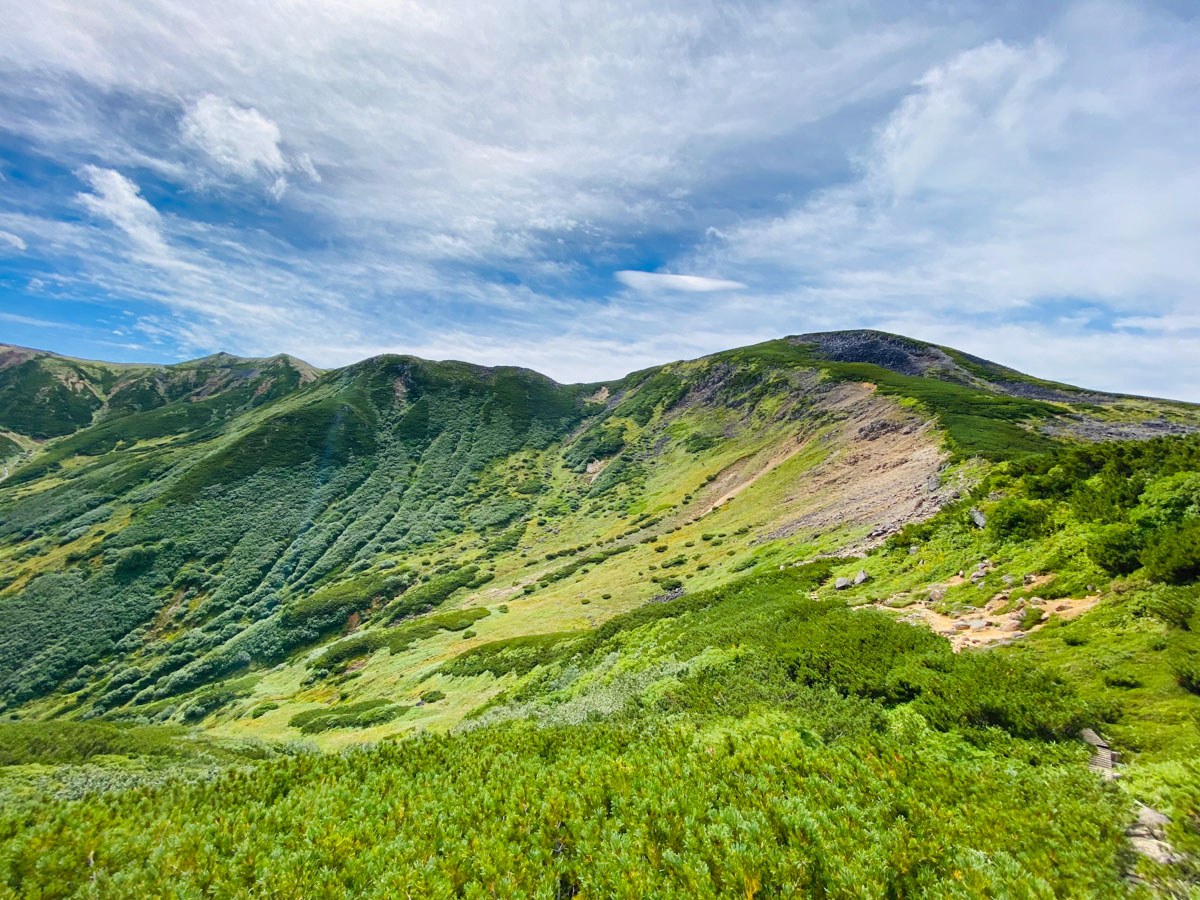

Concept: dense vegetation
[[2, 332, 1199, 896], [0, 567, 1130, 897]]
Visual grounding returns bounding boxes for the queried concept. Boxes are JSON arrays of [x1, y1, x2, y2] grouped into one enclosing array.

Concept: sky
[[1, 1, 1199, 399]]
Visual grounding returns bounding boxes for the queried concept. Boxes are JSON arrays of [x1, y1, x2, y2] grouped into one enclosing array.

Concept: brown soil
[[752, 383, 963, 549], [870, 583, 1101, 651]]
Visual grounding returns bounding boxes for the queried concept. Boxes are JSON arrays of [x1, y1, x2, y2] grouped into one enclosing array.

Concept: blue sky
[[1, 1, 1199, 398]]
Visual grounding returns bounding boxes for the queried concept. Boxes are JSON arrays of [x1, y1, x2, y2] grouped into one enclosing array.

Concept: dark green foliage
[[0, 359, 101, 438], [986, 498, 1051, 542], [167, 399, 379, 502], [420, 690, 445, 703], [283, 573, 402, 627], [310, 608, 490, 670], [288, 699, 405, 734], [0, 721, 185, 766], [378, 566, 489, 623], [114, 546, 157, 580], [1086, 523, 1143, 575], [614, 372, 688, 426], [467, 499, 528, 530], [1140, 521, 1200, 583], [485, 523, 524, 553], [562, 423, 625, 470], [440, 632, 585, 678], [1167, 630, 1200, 694], [683, 432, 717, 453], [0, 718, 1127, 898], [535, 544, 633, 588]]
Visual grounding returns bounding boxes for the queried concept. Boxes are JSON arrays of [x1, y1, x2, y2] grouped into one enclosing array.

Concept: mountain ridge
[[3, 329, 1200, 893]]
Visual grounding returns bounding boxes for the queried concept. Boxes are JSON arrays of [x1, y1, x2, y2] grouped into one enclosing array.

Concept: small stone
[[953, 622, 970, 631], [1001, 574, 1015, 585], [928, 588, 946, 602], [1056, 603, 1069, 611], [969, 508, 987, 529], [1023, 574, 1035, 585], [835, 577, 851, 590], [853, 569, 870, 585], [1029, 596, 1044, 606]]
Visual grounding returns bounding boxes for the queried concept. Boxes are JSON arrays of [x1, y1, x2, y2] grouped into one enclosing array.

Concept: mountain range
[[2, 330, 1199, 895]]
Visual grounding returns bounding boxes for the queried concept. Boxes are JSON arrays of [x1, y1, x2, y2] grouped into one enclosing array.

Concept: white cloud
[[0, 311, 62, 329], [615, 271, 747, 293], [0, 1, 1198, 398], [74, 165, 170, 261], [0, 230, 26, 251], [180, 94, 287, 178]]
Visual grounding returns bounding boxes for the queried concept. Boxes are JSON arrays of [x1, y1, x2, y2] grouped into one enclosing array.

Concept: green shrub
[[250, 702, 279, 719], [0, 721, 185, 766], [1085, 524, 1143, 576], [1140, 521, 1200, 583], [986, 499, 1051, 543]]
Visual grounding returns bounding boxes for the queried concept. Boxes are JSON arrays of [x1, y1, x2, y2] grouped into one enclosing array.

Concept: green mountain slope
[[2, 331, 1199, 895]]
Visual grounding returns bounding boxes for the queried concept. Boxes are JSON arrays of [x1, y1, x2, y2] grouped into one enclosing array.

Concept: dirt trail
[[869, 576, 1100, 651]]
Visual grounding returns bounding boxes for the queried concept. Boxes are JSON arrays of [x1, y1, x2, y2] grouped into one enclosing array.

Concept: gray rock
[[1137, 805, 1171, 828], [835, 577, 851, 590], [953, 622, 970, 631], [853, 569, 870, 585], [969, 508, 987, 529], [907, 545, 919, 555], [928, 588, 946, 603], [1128, 837, 1177, 865]]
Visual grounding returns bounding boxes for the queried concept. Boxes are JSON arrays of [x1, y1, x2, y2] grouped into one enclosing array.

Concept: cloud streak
[[615, 271, 747, 293], [0, 0, 1196, 398]]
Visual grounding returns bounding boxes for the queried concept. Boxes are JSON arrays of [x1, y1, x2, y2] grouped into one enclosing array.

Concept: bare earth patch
[[869, 583, 1102, 651]]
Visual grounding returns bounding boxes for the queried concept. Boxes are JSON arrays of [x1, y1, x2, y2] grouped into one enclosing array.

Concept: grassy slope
[[2, 334, 1200, 894]]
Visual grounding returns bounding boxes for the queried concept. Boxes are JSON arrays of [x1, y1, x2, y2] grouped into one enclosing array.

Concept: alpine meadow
[[1, 330, 1199, 897]]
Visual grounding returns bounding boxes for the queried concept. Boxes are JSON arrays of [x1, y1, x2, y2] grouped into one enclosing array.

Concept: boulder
[[969, 508, 987, 529], [853, 569, 870, 585], [834, 577, 851, 590], [1137, 805, 1171, 829]]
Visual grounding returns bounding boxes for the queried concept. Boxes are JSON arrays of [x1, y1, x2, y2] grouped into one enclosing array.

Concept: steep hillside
[[2, 331, 1200, 895], [1, 331, 1196, 731], [0, 343, 319, 455]]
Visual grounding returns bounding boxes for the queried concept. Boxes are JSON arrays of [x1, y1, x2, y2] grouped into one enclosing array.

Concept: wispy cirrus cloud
[[0, 1, 1197, 397], [615, 271, 746, 293]]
